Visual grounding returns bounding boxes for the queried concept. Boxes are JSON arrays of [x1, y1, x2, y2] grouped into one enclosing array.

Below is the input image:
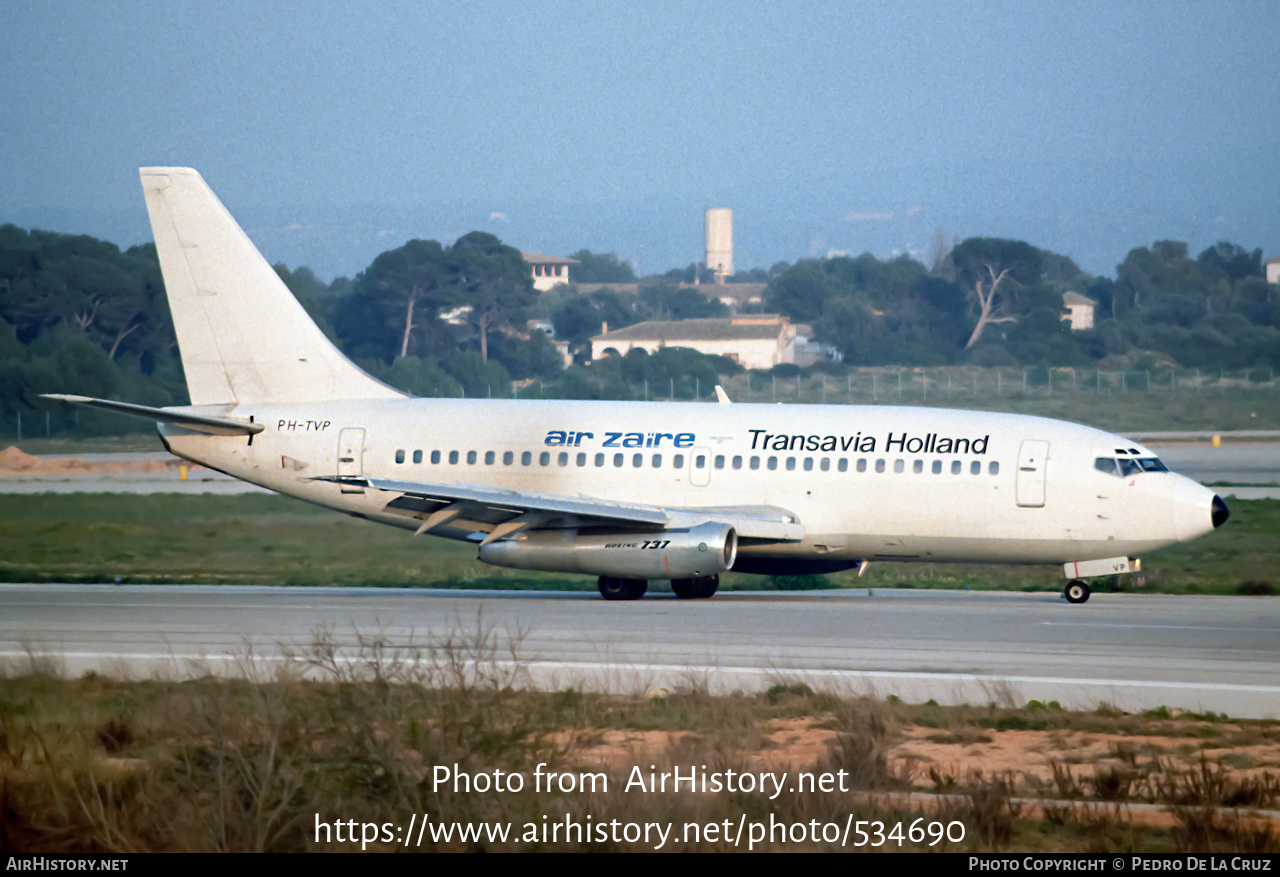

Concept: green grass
[[0, 494, 1276, 595], [714, 373, 1280, 434]]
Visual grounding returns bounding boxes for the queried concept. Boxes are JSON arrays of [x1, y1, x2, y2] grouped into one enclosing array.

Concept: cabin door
[[1015, 439, 1049, 507], [338, 427, 366, 494]]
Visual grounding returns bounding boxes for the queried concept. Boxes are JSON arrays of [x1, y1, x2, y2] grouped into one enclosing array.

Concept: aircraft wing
[[324, 476, 804, 543]]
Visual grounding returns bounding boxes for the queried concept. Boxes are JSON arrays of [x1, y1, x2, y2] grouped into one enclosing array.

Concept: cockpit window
[[1096, 456, 1167, 477]]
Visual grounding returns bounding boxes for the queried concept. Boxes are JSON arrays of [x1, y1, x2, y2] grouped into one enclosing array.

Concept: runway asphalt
[[2, 584, 1277, 719]]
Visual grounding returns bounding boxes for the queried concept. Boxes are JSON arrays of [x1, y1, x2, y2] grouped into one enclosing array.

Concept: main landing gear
[[598, 576, 648, 601], [596, 575, 721, 600], [671, 575, 719, 599], [1064, 580, 1091, 604]]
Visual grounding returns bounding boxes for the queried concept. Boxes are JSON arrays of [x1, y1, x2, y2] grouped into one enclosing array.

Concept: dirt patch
[[0, 446, 195, 477], [553, 717, 1280, 831]]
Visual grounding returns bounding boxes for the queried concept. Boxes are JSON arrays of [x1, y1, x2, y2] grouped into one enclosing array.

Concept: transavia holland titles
[[543, 427, 992, 455]]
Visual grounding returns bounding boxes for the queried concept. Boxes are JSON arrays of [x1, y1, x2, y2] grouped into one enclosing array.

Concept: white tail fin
[[140, 167, 405, 405]]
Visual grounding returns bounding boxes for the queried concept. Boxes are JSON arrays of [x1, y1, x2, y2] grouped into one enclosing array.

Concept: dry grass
[[1, 634, 1277, 853]]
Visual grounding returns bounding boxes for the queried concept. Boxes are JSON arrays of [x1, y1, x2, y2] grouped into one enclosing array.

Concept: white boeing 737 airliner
[[47, 168, 1229, 603]]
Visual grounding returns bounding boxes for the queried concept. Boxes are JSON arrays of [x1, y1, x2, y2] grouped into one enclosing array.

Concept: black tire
[[598, 576, 647, 600], [671, 575, 719, 599], [1064, 580, 1091, 604]]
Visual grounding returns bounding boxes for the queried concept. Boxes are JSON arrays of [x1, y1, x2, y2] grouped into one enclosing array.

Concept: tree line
[[1, 219, 1277, 434], [764, 238, 1280, 370]]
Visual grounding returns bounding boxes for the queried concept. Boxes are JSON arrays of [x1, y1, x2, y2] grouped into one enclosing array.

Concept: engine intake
[[478, 522, 737, 580]]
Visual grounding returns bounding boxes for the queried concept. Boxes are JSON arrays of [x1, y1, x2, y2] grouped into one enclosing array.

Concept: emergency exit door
[[1016, 439, 1049, 507]]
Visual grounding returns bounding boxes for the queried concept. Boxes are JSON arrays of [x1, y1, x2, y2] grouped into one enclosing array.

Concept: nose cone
[[1170, 478, 1225, 543], [1211, 495, 1229, 529]]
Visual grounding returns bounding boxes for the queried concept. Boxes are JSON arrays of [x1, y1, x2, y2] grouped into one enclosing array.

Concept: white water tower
[[705, 208, 733, 283]]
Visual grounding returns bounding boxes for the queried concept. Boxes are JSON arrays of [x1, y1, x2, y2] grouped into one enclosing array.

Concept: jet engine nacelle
[[478, 522, 737, 580]]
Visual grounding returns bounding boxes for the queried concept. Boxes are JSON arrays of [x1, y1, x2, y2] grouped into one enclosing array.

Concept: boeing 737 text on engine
[[46, 168, 1229, 603]]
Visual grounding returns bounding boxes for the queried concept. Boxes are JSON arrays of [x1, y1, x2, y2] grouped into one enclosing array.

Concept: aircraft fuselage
[[160, 397, 1221, 569]]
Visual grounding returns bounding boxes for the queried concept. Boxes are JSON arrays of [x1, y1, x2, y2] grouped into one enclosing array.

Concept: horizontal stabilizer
[[41, 395, 264, 436]]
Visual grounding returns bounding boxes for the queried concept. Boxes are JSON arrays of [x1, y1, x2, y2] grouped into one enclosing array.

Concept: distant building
[[1267, 256, 1280, 285], [706, 282, 766, 311], [705, 209, 733, 283], [521, 252, 578, 292], [1061, 291, 1097, 330], [526, 319, 573, 369], [591, 314, 796, 371]]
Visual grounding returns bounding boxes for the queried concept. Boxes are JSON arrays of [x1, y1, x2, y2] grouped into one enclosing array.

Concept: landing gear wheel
[[1064, 580, 1091, 604], [671, 575, 719, 599], [598, 576, 648, 601]]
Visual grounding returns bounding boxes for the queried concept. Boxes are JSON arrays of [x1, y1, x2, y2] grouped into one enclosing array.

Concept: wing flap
[[324, 476, 803, 541]]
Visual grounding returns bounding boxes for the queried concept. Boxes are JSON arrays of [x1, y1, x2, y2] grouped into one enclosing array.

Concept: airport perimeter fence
[[715, 365, 1280, 406], [6, 366, 1278, 441], [508, 366, 1280, 405]]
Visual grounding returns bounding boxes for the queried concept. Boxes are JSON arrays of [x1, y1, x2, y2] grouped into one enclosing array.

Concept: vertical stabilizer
[[140, 167, 405, 405]]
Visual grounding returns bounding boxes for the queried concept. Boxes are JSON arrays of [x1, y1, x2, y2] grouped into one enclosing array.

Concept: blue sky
[[3, 0, 1278, 280]]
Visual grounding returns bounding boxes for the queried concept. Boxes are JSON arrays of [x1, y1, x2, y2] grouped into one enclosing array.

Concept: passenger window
[[820, 458, 830, 471], [521, 451, 532, 466], [502, 451, 513, 465], [577, 453, 586, 466], [595, 453, 605, 467], [932, 460, 942, 474], [673, 454, 684, 468], [613, 453, 624, 467], [467, 450, 477, 465], [970, 461, 981, 475], [838, 458, 848, 472], [715, 455, 725, 469], [894, 459, 905, 473], [989, 461, 999, 475], [732, 455, 743, 470], [413, 450, 423, 464], [913, 460, 923, 474], [432, 450, 441, 465], [786, 457, 796, 471], [395, 449, 405, 464], [857, 458, 867, 473], [804, 458, 814, 471], [449, 450, 459, 465], [558, 452, 569, 466], [749, 456, 760, 470], [652, 454, 662, 468], [484, 451, 494, 465], [875, 459, 885, 473], [633, 453, 644, 467], [694, 454, 706, 469], [767, 456, 778, 470], [540, 452, 551, 466], [951, 460, 961, 474]]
